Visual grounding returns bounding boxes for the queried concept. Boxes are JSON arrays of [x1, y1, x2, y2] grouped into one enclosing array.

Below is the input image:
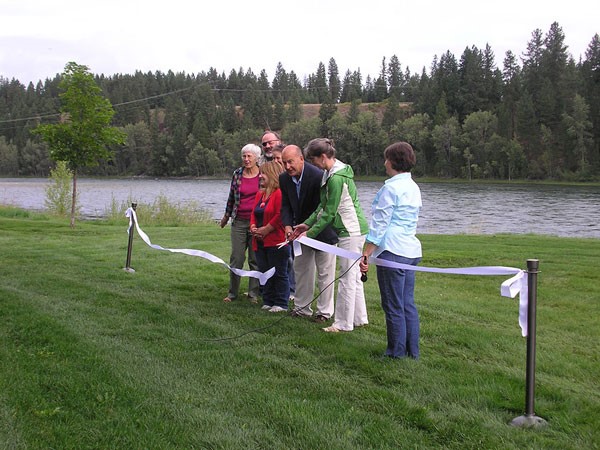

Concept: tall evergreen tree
[[346, 98, 361, 124], [314, 62, 328, 103], [374, 57, 388, 101], [340, 69, 363, 103], [581, 34, 600, 172], [540, 22, 570, 128], [328, 57, 341, 103], [382, 92, 402, 131], [0, 136, 18, 175], [387, 55, 403, 99], [499, 50, 522, 139], [363, 75, 375, 103], [272, 94, 286, 130], [521, 28, 545, 119], [163, 96, 188, 174], [340, 69, 353, 103], [318, 94, 337, 136], [482, 44, 503, 111], [562, 94, 593, 174], [226, 68, 243, 105], [433, 92, 450, 126], [286, 89, 303, 124], [431, 51, 460, 118], [272, 62, 289, 102], [515, 90, 540, 160], [403, 67, 420, 103], [458, 45, 486, 118]]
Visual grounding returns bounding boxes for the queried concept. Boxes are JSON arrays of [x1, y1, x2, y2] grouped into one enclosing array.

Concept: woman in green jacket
[[293, 138, 369, 332]]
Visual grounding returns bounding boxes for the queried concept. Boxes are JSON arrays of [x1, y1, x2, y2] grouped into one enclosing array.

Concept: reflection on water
[[1, 178, 599, 238]]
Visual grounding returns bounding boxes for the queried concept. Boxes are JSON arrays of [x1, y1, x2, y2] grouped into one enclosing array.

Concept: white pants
[[332, 235, 368, 331], [293, 243, 336, 318]]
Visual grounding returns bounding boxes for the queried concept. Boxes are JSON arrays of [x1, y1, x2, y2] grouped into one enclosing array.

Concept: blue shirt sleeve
[[366, 184, 395, 246]]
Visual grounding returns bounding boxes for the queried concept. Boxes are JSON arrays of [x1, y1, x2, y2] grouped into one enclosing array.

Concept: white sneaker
[[261, 305, 272, 311], [269, 306, 287, 313]]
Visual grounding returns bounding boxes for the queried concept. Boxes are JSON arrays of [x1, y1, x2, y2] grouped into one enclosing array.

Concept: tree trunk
[[70, 169, 77, 228]]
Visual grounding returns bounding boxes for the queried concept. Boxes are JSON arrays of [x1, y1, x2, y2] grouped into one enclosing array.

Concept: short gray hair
[[241, 143, 261, 159]]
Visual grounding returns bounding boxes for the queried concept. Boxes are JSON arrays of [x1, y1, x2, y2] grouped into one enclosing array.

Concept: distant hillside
[[158, 101, 413, 127], [300, 102, 412, 121]]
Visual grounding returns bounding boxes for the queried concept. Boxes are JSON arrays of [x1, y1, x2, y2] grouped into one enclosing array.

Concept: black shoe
[[313, 314, 328, 324]]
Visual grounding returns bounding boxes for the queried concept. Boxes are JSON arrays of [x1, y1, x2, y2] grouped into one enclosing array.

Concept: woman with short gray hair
[[220, 143, 262, 303]]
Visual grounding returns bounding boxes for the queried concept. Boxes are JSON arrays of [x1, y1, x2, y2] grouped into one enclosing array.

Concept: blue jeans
[[376, 252, 421, 359], [255, 243, 290, 309]]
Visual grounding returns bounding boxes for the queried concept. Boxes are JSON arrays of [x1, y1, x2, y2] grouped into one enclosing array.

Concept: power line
[[0, 80, 375, 126]]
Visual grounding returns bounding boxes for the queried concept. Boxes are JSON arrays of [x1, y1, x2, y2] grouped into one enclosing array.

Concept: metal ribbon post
[[511, 259, 547, 428], [124, 202, 137, 273]]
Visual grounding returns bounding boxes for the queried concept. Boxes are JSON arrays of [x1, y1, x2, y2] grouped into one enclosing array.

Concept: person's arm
[[265, 190, 282, 231], [249, 191, 260, 237], [306, 175, 342, 238], [365, 186, 395, 247], [360, 242, 378, 273], [254, 190, 280, 240], [361, 186, 395, 272], [220, 171, 237, 228]]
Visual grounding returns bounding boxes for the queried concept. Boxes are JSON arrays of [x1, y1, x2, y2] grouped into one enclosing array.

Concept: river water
[[1, 178, 599, 238]]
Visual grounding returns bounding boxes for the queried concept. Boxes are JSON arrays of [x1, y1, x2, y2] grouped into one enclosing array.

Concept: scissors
[[277, 238, 290, 249], [277, 231, 294, 249]]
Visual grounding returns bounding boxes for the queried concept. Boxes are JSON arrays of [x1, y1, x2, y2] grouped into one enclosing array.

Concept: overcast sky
[[1, 0, 598, 86]]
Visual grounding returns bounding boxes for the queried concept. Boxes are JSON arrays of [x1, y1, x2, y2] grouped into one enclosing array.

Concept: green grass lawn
[[0, 207, 598, 449]]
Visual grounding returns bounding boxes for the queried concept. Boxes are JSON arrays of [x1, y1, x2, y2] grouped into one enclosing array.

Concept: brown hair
[[384, 142, 416, 172], [272, 143, 285, 154], [304, 138, 336, 160], [261, 130, 282, 141]]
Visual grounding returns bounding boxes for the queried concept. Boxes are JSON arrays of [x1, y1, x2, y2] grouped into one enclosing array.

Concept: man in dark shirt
[[279, 145, 338, 322]]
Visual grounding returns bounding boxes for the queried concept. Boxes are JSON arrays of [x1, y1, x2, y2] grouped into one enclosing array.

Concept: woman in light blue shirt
[[360, 142, 422, 359]]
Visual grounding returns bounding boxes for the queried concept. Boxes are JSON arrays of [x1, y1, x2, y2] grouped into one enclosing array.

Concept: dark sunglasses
[[262, 139, 278, 147]]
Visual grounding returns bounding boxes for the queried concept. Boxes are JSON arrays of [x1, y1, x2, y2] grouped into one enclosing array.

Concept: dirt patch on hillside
[[301, 102, 411, 121]]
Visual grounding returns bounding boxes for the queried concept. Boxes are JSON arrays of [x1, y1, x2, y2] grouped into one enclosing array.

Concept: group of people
[[220, 131, 423, 359]]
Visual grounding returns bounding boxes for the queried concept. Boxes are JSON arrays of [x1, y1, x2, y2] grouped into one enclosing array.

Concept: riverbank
[[1, 211, 598, 448], [5, 173, 600, 186], [2, 178, 600, 238]]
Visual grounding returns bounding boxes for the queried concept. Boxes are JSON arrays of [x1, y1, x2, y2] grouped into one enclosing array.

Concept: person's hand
[[252, 226, 268, 240], [359, 256, 369, 273], [284, 226, 293, 242], [291, 223, 309, 240], [219, 215, 229, 228]]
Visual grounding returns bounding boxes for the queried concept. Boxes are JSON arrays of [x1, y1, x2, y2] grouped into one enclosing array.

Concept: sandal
[[223, 297, 233, 303], [322, 326, 342, 333]]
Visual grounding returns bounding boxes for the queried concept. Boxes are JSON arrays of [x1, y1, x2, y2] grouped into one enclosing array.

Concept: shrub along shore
[[0, 207, 598, 449]]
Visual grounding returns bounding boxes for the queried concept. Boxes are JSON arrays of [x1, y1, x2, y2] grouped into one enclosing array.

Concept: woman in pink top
[[220, 144, 261, 303]]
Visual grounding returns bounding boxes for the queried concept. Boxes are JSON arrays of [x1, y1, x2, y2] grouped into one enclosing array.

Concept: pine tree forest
[[1, 23, 599, 181]]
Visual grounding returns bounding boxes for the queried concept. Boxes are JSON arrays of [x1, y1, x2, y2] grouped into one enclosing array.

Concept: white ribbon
[[294, 236, 529, 336], [500, 271, 528, 337], [125, 208, 275, 285]]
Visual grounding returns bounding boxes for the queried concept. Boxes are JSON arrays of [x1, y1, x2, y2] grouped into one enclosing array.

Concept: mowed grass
[[0, 207, 598, 449]]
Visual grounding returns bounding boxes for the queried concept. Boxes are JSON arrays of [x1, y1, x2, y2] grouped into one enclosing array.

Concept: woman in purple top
[[220, 144, 262, 303]]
